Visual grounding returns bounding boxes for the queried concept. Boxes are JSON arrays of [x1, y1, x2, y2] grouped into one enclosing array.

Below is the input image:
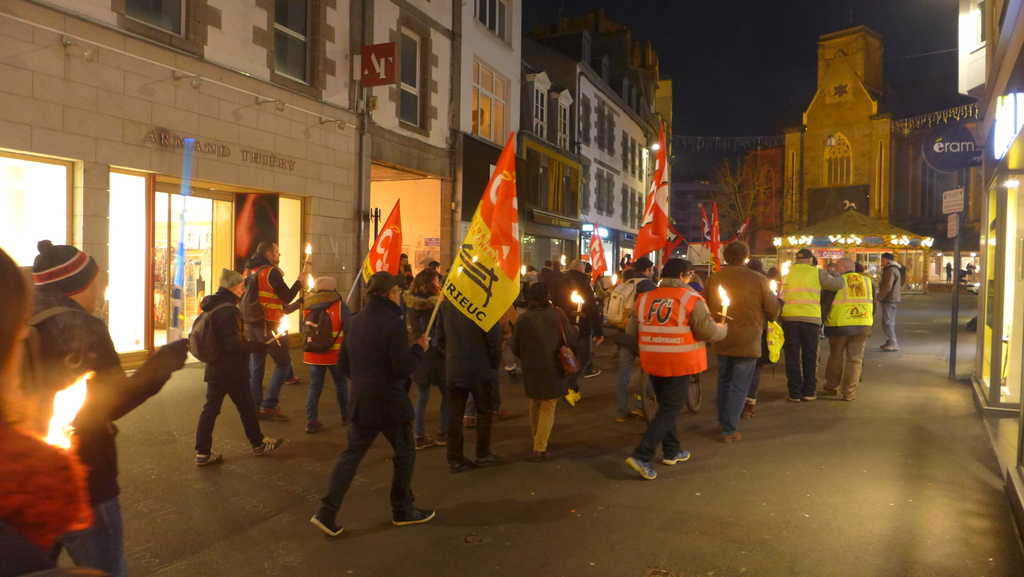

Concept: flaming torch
[[45, 371, 92, 450], [570, 290, 584, 313], [268, 315, 290, 344], [304, 243, 312, 263], [717, 285, 731, 321], [770, 280, 779, 295], [307, 274, 315, 292]]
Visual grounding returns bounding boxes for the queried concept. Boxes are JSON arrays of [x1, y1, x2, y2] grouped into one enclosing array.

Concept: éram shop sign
[[922, 123, 981, 173], [143, 130, 297, 171]]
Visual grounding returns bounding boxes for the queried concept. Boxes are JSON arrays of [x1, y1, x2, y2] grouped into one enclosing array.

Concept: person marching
[[194, 270, 284, 465], [822, 258, 874, 401], [302, 276, 351, 434], [245, 241, 304, 420], [624, 258, 726, 480], [405, 269, 449, 449], [311, 272, 432, 536], [779, 248, 843, 402]]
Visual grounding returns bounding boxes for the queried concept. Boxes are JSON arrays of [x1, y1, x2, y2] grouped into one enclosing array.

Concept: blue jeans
[[248, 326, 292, 410], [616, 345, 643, 417], [716, 356, 757, 436], [415, 380, 449, 437], [630, 375, 688, 463], [52, 497, 127, 577], [306, 364, 348, 422]]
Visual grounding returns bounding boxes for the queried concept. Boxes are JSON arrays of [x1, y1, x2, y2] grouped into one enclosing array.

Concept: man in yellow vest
[[624, 258, 726, 480], [780, 248, 844, 402], [822, 258, 874, 401]]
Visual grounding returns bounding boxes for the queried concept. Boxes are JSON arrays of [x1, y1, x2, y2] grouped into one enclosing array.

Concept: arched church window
[[825, 134, 852, 186]]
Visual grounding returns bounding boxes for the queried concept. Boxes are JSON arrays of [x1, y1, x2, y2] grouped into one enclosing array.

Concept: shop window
[[280, 197, 303, 338], [400, 29, 421, 126], [108, 173, 148, 353], [472, 61, 506, 144], [274, 0, 309, 83], [0, 154, 69, 267], [126, 0, 183, 35]]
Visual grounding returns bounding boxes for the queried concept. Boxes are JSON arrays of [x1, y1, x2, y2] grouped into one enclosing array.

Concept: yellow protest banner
[[444, 133, 520, 332]]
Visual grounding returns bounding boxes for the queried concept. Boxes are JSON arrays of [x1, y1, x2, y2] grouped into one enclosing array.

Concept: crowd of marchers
[[0, 238, 905, 574]]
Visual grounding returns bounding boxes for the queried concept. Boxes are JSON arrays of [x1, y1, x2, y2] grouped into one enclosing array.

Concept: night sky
[[522, 0, 960, 138]]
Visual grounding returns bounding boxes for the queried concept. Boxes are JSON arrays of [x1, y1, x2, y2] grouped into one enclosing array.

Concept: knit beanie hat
[[219, 269, 244, 289], [314, 276, 337, 291], [32, 240, 98, 296]]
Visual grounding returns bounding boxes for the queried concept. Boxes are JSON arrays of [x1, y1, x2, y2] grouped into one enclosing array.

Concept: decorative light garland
[[672, 135, 786, 152], [891, 103, 979, 136]]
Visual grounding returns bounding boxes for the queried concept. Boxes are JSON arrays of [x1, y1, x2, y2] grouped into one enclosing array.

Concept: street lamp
[[651, 143, 660, 151]]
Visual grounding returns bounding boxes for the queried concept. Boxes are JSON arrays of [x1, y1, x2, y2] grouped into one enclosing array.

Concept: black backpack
[[239, 266, 268, 324], [188, 302, 235, 362], [302, 301, 338, 353]]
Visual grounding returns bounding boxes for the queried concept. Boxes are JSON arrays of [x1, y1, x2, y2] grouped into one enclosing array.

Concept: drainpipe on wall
[[354, 0, 373, 292]]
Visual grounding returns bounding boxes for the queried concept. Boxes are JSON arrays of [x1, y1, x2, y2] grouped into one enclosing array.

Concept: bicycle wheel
[[686, 372, 703, 414]]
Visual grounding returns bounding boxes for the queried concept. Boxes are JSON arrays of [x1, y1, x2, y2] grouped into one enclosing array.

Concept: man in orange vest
[[624, 258, 727, 480], [246, 241, 304, 420], [302, 276, 351, 434]]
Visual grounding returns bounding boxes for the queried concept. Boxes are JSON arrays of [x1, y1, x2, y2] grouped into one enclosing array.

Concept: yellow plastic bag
[[766, 321, 784, 364]]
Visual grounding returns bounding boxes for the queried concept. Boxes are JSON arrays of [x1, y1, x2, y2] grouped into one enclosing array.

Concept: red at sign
[[361, 43, 396, 87]]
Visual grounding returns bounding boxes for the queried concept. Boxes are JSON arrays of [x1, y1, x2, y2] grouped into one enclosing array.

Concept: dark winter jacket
[[32, 291, 188, 505], [510, 301, 577, 400], [339, 295, 424, 425], [553, 269, 604, 340], [877, 263, 902, 303], [200, 287, 252, 383], [435, 299, 502, 385], [404, 291, 445, 386], [543, 269, 566, 297], [244, 253, 303, 334]]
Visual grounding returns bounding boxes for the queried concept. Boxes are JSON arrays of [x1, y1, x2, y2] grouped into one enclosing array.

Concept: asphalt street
[[75, 292, 1024, 577]]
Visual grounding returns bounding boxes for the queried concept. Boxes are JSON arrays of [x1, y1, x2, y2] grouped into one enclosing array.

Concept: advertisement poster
[[234, 193, 279, 272]]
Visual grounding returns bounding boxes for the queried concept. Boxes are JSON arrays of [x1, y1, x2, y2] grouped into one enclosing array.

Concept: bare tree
[[709, 153, 781, 247]]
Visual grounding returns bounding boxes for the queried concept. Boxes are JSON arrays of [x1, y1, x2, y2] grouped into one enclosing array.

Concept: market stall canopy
[[774, 210, 935, 249]]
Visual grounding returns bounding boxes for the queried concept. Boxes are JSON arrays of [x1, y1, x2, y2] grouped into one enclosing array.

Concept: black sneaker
[[449, 459, 478, 474], [305, 420, 324, 434], [393, 508, 435, 526], [475, 453, 500, 467], [254, 437, 284, 456], [310, 508, 343, 536], [196, 453, 222, 466]]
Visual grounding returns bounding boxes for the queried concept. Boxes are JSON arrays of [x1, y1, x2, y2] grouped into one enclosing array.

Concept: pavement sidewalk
[[101, 293, 1022, 577]]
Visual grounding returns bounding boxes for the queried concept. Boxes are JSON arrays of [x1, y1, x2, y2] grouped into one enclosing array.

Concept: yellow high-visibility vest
[[826, 272, 874, 327], [781, 263, 822, 319]]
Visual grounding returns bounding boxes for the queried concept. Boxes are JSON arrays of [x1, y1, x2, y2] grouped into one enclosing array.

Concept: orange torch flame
[[45, 371, 92, 449]]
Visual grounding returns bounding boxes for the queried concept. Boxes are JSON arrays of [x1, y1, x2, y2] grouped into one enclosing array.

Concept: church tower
[[783, 26, 892, 232]]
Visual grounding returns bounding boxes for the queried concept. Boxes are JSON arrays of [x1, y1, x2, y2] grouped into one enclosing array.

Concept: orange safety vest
[[256, 266, 285, 323], [636, 287, 707, 377], [302, 300, 344, 365]]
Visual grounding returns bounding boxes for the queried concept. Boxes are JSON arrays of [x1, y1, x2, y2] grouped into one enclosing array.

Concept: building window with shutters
[[472, 61, 506, 144], [825, 134, 852, 186], [399, 28, 421, 126], [580, 96, 591, 146], [620, 185, 629, 224], [596, 103, 606, 152], [622, 132, 629, 170]]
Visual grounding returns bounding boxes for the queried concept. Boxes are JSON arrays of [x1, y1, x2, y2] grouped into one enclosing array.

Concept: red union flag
[[634, 125, 669, 259], [664, 223, 685, 264], [588, 230, 608, 282], [361, 200, 403, 283]]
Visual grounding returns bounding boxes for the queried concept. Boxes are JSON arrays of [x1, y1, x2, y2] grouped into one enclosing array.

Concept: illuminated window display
[[0, 154, 69, 266], [108, 172, 148, 353]]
